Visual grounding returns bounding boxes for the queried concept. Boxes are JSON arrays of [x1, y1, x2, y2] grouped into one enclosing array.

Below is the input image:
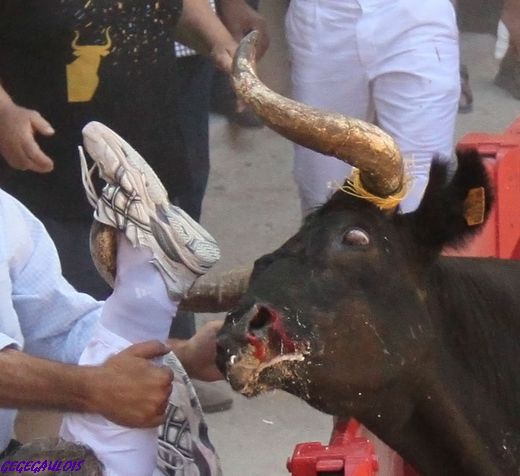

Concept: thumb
[[121, 340, 171, 360], [31, 113, 55, 137]]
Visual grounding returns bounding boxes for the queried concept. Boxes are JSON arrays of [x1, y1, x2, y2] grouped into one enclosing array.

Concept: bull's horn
[[90, 221, 250, 312], [232, 31, 404, 197], [179, 266, 252, 312]]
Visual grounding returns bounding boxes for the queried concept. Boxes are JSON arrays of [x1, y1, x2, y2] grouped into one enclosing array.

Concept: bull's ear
[[396, 149, 493, 254]]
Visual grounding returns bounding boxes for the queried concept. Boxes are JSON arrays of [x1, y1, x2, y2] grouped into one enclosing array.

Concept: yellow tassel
[[338, 168, 412, 211]]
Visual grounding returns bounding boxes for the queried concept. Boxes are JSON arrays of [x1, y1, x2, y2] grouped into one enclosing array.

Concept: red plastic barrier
[[287, 420, 378, 476], [451, 117, 520, 259]]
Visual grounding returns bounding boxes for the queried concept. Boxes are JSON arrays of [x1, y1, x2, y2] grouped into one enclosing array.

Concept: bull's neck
[[369, 353, 520, 476]]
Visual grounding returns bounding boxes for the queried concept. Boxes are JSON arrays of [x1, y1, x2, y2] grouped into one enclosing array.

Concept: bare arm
[[0, 84, 55, 173], [0, 341, 173, 428], [176, 0, 269, 73], [218, 0, 269, 59], [175, 0, 238, 72]]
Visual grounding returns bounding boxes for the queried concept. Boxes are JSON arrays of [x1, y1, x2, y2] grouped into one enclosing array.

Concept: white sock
[[100, 235, 179, 343]]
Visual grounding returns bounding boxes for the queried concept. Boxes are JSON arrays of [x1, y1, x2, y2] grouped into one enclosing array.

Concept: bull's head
[[82, 32, 496, 473], [87, 30, 492, 423], [210, 32, 492, 419]]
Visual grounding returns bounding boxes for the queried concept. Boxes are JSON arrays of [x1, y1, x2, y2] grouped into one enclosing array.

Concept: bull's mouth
[[223, 304, 310, 397]]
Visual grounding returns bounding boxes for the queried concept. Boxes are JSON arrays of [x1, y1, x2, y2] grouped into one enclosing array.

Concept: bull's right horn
[[232, 31, 404, 199], [90, 221, 251, 313]]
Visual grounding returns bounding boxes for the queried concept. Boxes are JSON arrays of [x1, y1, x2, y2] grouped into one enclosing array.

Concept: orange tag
[[464, 187, 485, 226]]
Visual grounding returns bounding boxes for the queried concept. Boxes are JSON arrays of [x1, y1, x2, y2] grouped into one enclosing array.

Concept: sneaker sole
[[82, 122, 220, 274]]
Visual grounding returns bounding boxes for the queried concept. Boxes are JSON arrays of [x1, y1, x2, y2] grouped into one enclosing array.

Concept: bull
[[193, 33, 520, 476], [79, 31, 520, 475]]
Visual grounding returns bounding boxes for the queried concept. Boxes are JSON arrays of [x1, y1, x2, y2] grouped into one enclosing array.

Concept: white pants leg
[[286, 0, 371, 215], [286, 0, 460, 215], [366, 0, 460, 212], [60, 238, 179, 476], [60, 324, 163, 476], [286, 2, 459, 475]]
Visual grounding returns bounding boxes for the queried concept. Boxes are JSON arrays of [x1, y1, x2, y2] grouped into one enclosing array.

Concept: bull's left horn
[[179, 266, 252, 312], [232, 31, 403, 198]]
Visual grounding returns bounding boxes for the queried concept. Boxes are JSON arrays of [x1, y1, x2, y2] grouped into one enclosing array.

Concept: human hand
[[90, 340, 173, 428], [0, 99, 55, 173], [169, 320, 225, 382], [219, 0, 270, 61], [210, 40, 239, 74]]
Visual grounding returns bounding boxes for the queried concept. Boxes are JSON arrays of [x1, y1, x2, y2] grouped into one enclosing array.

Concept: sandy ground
[[14, 2, 520, 475]]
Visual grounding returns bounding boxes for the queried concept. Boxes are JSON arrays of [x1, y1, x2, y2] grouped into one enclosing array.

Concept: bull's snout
[[217, 303, 296, 373], [244, 304, 280, 362], [216, 303, 273, 374], [217, 302, 309, 396]]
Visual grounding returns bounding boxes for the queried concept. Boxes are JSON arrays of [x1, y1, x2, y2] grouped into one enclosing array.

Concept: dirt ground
[[14, 1, 520, 475]]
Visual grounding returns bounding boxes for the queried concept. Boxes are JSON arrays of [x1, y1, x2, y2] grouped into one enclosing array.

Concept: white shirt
[[0, 189, 101, 452]]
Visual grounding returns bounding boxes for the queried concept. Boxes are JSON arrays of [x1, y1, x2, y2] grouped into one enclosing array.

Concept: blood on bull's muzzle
[[216, 302, 308, 397]]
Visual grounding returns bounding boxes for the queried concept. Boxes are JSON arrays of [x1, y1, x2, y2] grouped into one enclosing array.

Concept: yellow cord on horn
[[338, 168, 412, 211]]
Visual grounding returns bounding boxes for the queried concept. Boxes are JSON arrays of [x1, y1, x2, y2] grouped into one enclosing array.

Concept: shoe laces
[[79, 145, 100, 209]]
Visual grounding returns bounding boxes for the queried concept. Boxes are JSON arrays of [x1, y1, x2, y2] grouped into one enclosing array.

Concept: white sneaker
[[79, 121, 220, 298]]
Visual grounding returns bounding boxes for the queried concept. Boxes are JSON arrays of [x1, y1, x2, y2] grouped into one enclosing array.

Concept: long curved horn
[[90, 222, 250, 312], [232, 31, 404, 197]]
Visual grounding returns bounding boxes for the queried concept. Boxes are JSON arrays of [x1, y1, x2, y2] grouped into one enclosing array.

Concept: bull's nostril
[[249, 306, 273, 331]]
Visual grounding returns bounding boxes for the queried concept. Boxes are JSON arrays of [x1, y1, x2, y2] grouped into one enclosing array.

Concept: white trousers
[[286, 0, 460, 214], [60, 323, 163, 476], [59, 239, 221, 476]]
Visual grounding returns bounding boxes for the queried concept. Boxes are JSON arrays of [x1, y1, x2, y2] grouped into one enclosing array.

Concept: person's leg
[[169, 54, 234, 414], [168, 54, 212, 342], [495, 0, 520, 100], [286, 0, 373, 216], [172, 55, 213, 224], [458, 63, 473, 114], [60, 237, 209, 476], [60, 122, 221, 475], [368, 0, 460, 212]]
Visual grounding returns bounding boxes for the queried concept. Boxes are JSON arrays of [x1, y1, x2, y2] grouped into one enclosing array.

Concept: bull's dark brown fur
[[217, 150, 520, 476]]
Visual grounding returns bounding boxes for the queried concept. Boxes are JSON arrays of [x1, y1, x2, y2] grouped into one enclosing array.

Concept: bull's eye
[[343, 228, 370, 247]]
